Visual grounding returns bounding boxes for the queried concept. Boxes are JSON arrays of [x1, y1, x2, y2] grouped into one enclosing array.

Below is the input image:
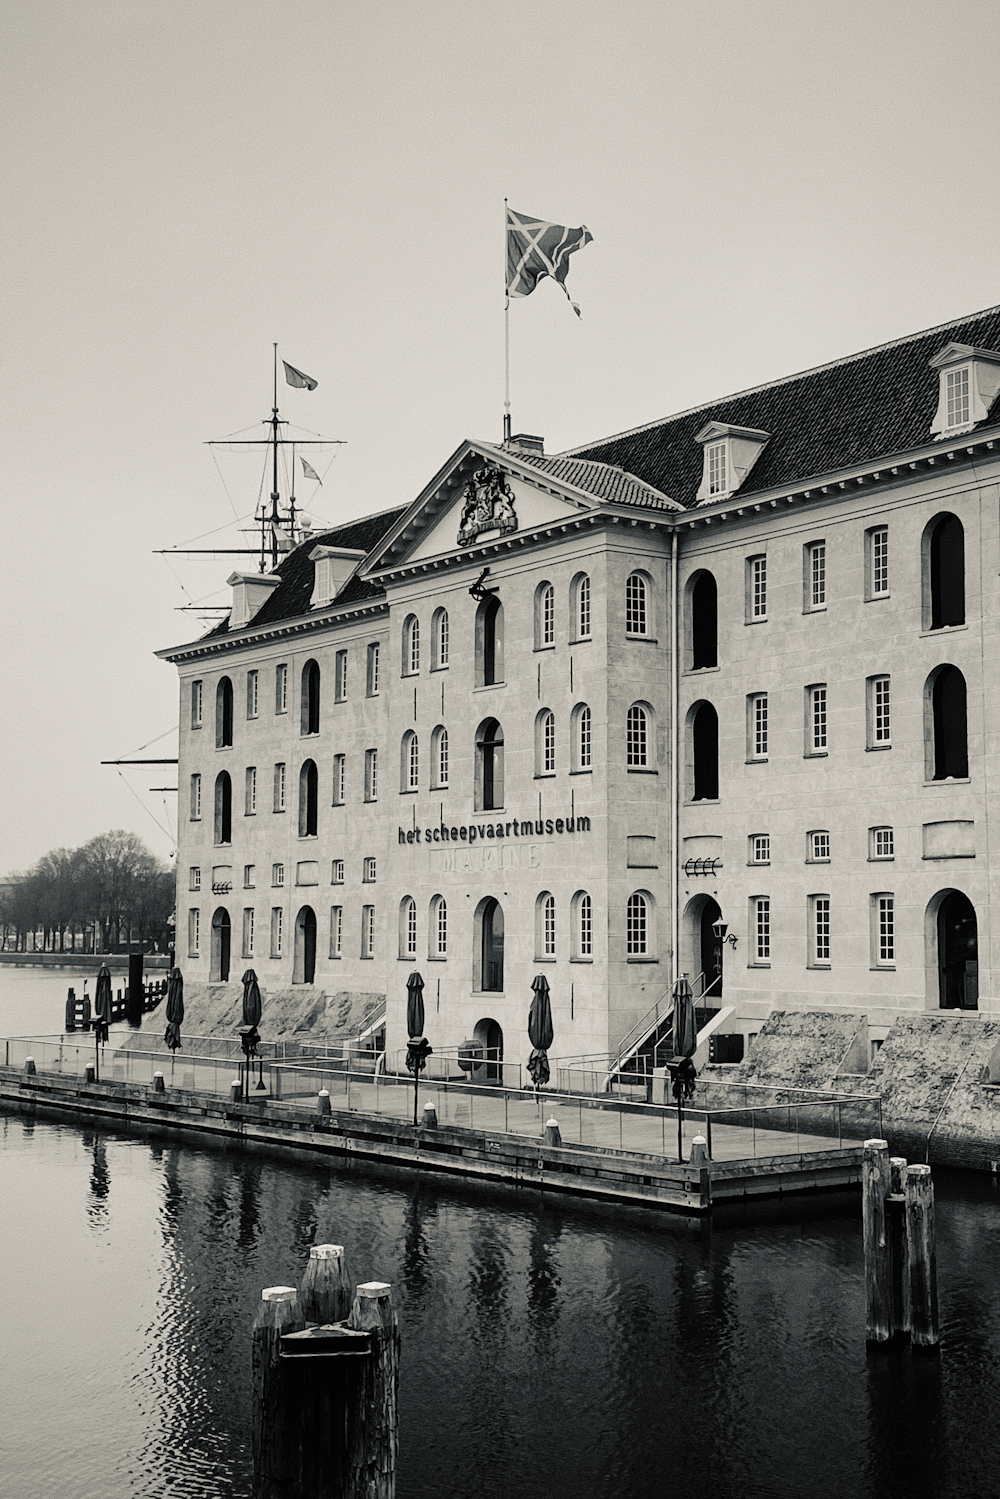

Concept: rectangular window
[[748, 693, 768, 759], [868, 675, 891, 746], [335, 650, 348, 702], [363, 856, 376, 883], [810, 895, 831, 965], [272, 862, 284, 888], [808, 830, 830, 862], [870, 826, 894, 860], [188, 908, 200, 956], [868, 526, 889, 598], [708, 441, 727, 496], [190, 773, 202, 820], [367, 641, 380, 696], [753, 897, 770, 962], [245, 766, 257, 815], [873, 894, 895, 965], [749, 835, 770, 865], [332, 754, 345, 806], [273, 762, 286, 812], [362, 904, 375, 958], [365, 749, 378, 802], [190, 679, 203, 729], [270, 907, 283, 957], [946, 366, 970, 429], [189, 866, 201, 891], [747, 556, 767, 621], [242, 908, 255, 958], [246, 670, 259, 719], [331, 858, 344, 884], [806, 542, 826, 609], [330, 905, 343, 958], [275, 663, 288, 714], [807, 685, 827, 753], [244, 864, 256, 888]]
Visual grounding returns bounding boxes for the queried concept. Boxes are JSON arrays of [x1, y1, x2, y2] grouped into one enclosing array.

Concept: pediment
[[363, 441, 601, 575]]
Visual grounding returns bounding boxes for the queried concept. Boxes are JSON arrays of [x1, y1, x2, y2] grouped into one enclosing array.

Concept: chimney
[[508, 433, 544, 455]]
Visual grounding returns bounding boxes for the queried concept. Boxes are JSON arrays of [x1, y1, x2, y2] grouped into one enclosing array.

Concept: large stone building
[[159, 303, 1000, 1068]]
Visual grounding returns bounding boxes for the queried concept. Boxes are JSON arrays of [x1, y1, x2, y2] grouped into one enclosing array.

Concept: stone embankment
[[130, 981, 385, 1051]]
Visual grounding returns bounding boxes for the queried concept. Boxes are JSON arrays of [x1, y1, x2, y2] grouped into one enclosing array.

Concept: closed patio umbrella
[[92, 964, 112, 1079], [405, 971, 431, 1126], [164, 967, 184, 1053], [670, 974, 698, 1162], [240, 969, 264, 1091], [527, 973, 554, 1089]]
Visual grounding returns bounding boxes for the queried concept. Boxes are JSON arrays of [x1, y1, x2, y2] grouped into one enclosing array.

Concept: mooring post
[[65, 989, 76, 1032], [906, 1164, 940, 1350], [299, 1244, 351, 1325], [24, 1057, 36, 1076], [689, 1135, 708, 1167], [317, 1088, 332, 1116], [863, 1138, 893, 1344], [153, 1071, 165, 1093], [544, 1116, 562, 1148], [252, 1286, 306, 1499], [345, 1283, 400, 1499], [230, 1079, 242, 1104], [887, 1157, 910, 1337], [422, 1101, 438, 1128], [84, 1063, 95, 1084]]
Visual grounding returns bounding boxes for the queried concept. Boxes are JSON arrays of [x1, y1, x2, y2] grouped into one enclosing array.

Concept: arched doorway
[[211, 907, 231, 982], [700, 897, 723, 1001], [474, 1017, 504, 1082], [294, 906, 317, 985], [481, 898, 504, 991], [937, 891, 978, 1009]]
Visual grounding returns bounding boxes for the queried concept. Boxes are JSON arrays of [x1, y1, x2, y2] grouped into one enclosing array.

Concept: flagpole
[[503, 198, 511, 446]]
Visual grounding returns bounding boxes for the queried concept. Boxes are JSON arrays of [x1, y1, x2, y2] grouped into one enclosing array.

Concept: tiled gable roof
[[514, 452, 678, 510], [565, 304, 1000, 508]]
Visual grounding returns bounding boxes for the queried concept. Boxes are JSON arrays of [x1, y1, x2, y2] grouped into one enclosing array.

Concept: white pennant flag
[[301, 456, 322, 485]]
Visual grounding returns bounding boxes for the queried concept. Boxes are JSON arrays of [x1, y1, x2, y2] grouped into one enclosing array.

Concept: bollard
[[65, 989, 76, 1031], [84, 1063, 96, 1084], [317, 1089, 332, 1115], [422, 1101, 438, 1128], [544, 1116, 562, 1148], [862, 1138, 893, 1344], [251, 1288, 305, 1498], [230, 1079, 242, 1103], [299, 1244, 351, 1325], [689, 1134, 708, 1166], [906, 1164, 940, 1350], [345, 1282, 400, 1499], [153, 1071, 165, 1093], [24, 1057, 36, 1076]]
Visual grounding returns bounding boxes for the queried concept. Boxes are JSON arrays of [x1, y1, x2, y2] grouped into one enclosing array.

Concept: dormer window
[[695, 422, 769, 504], [929, 342, 1000, 439], [227, 571, 282, 629], [310, 546, 366, 608]]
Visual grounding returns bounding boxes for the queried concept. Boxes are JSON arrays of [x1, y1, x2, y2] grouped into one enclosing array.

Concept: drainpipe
[[670, 529, 679, 985]]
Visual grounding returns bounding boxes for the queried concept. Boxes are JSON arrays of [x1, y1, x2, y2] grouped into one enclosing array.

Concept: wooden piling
[[422, 1101, 438, 1128], [862, 1138, 892, 1344], [299, 1244, 351, 1325], [317, 1089, 332, 1115], [65, 989, 76, 1031], [906, 1164, 940, 1350], [544, 1116, 562, 1148], [153, 1071, 165, 1093], [344, 1283, 399, 1499], [252, 1287, 305, 1499], [887, 1157, 910, 1337], [690, 1135, 708, 1167], [24, 1057, 36, 1076], [84, 1063, 95, 1084]]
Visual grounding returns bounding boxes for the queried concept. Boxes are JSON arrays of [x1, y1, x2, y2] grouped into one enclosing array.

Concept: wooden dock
[[0, 1062, 864, 1216]]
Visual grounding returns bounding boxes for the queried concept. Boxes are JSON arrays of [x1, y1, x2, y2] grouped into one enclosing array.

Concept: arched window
[[300, 660, 320, 735], [690, 572, 718, 669], [402, 615, 420, 675], [573, 891, 593, 958], [926, 665, 969, 779], [216, 677, 233, 748], [476, 718, 504, 811], [399, 896, 417, 958], [431, 725, 449, 787], [430, 894, 447, 957], [691, 702, 719, 799], [214, 771, 232, 844], [626, 704, 648, 767], [298, 759, 318, 836], [627, 892, 650, 956], [401, 731, 419, 791], [477, 897, 504, 991], [573, 703, 592, 770], [572, 572, 591, 640], [923, 513, 965, 629], [535, 891, 556, 957], [535, 581, 555, 648], [626, 573, 649, 636], [535, 709, 556, 775], [476, 596, 504, 686], [432, 607, 449, 669]]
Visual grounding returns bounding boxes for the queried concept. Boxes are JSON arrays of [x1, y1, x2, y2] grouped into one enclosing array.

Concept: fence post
[[863, 1138, 893, 1344], [906, 1164, 940, 1350]]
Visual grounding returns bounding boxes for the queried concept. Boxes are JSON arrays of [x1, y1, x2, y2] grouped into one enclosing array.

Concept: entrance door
[[938, 891, 978, 1009], [700, 898, 723, 1001], [211, 908, 231, 983], [482, 899, 504, 991], [294, 906, 317, 984]]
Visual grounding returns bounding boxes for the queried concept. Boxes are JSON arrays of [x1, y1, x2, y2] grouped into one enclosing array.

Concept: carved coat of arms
[[457, 467, 518, 547]]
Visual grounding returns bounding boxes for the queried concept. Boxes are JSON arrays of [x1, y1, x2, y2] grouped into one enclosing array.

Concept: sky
[[3, 0, 1000, 876]]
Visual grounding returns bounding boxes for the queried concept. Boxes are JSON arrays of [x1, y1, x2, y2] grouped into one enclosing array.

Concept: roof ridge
[[557, 301, 1000, 455]]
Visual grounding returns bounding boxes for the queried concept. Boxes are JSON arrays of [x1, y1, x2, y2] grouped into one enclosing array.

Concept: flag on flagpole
[[283, 360, 318, 390], [300, 456, 322, 485], [506, 208, 593, 317]]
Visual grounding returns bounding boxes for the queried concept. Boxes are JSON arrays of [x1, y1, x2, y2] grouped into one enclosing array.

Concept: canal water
[[2, 963, 1000, 1499]]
